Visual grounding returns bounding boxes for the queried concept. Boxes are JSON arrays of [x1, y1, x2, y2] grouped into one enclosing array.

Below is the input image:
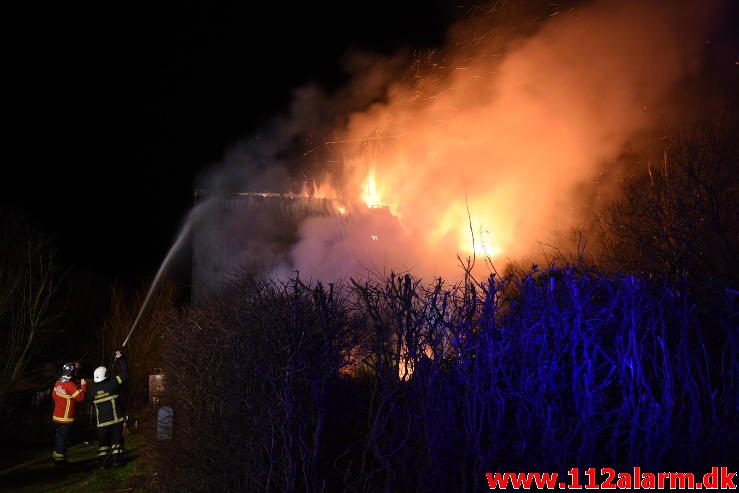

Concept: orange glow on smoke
[[282, 1, 712, 282], [356, 170, 506, 258]]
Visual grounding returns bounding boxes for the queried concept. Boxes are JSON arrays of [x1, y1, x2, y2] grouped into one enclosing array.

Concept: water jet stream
[[121, 208, 198, 348]]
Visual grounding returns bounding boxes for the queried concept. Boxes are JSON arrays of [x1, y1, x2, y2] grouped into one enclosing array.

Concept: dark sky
[[5, 1, 455, 285]]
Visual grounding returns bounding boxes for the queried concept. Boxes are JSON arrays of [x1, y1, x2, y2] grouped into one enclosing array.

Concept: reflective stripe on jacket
[[90, 356, 128, 427]]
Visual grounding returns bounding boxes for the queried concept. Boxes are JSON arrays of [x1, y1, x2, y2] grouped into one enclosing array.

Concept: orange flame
[[362, 169, 380, 208], [299, 180, 338, 200]]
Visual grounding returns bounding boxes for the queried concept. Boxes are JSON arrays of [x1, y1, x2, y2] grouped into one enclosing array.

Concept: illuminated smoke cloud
[[200, 0, 723, 285]]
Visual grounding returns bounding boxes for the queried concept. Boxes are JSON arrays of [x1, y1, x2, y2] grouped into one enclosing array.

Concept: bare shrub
[[101, 280, 178, 406], [157, 267, 737, 492], [0, 214, 65, 398], [602, 118, 738, 286], [158, 279, 358, 491]]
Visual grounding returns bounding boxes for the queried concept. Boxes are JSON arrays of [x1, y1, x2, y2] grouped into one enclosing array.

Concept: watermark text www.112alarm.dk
[[485, 466, 737, 489]]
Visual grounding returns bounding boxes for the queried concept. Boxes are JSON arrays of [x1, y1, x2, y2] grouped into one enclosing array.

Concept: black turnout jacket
[[89, 356, 128, 428]]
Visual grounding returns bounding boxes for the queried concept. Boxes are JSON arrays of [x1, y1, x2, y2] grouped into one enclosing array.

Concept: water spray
[[118, 208, 199, 351]]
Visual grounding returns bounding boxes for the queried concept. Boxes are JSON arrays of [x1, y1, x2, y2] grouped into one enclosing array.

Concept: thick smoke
[[196, 0, 724, 288], [193, 53, 408, 292]]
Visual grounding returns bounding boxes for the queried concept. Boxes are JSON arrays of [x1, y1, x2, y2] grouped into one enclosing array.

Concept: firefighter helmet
[[94, 366, 108, 383], [60, 362, 79, 382]]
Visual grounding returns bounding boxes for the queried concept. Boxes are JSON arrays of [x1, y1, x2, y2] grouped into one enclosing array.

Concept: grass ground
[[0, 432, 154, 492]]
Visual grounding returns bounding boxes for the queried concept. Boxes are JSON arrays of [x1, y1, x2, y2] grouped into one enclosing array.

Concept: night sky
[[5, 2, 454, 285]]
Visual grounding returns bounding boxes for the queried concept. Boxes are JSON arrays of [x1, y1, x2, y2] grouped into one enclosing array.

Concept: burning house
[[192, 190, 336, 296], [191, 188, 400, 297]]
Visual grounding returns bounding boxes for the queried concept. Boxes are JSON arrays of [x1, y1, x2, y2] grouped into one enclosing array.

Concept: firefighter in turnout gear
[[90, 350, 128, 468], [52, 362, 87, 467]]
